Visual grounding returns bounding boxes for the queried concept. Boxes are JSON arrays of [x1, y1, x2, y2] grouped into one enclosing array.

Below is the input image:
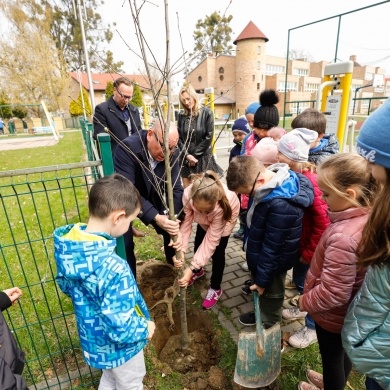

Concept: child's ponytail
[[190, 170, 232, 222]]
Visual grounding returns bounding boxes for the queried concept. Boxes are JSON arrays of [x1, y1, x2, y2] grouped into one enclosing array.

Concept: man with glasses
[[93, 77, 142, 157], [114, 120, 183, 278]]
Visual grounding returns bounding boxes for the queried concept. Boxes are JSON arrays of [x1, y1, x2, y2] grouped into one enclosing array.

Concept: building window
[[365, 72, 374, 81], [257, 46, 261, 55], [219, 67, 224, 74], [257, 61, 261, 70], [257, 83, 260, 90], [277, 81, 297, 92], [304, 83, 320, 92], [220, 75, 224, 81], [293, 68, 308, 76], [266, 64, 285, 75], [252, 75, 255, 81], [198, 76, 202, 82], [290, 102, 309, 114]]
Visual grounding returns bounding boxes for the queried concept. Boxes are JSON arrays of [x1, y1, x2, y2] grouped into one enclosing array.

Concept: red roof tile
[[233, 21, 269, 44], [69, 73, 151, 91]]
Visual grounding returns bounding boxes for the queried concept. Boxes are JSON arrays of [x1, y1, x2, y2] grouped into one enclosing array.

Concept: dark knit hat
[[254, 89, 280, 129], [356, 97, 390, 169], [232, 118, 251, 135]]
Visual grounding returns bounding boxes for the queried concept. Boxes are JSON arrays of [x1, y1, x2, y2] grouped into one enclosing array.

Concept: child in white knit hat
[[277, 128, 331, 350]]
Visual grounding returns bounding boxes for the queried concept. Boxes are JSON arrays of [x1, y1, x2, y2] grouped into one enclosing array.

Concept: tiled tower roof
[[233, 21, 269, 44]]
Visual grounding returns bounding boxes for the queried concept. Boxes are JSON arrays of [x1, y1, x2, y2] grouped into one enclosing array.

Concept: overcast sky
[[101, 0, 390, 80]]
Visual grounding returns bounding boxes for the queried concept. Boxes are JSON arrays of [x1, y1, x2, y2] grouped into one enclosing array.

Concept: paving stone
[[222, 295, 247, 308], [229, 275, 252, 288]]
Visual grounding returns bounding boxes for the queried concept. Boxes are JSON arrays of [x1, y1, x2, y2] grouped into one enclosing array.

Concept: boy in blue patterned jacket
[[53, 173, 155, 389]]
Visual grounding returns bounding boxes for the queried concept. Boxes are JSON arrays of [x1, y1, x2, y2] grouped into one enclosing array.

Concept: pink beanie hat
[[267, 127, 286, 141], [252, 137, 279, 165]]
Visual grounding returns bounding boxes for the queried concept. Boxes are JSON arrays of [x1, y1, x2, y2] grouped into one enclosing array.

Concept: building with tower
[[186, 21, 389, 120]]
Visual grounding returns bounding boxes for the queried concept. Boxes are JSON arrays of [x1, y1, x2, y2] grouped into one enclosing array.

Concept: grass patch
[[0, 130, 85, 171], [279, 343, 365, 389], [0, 130, 98, 387]]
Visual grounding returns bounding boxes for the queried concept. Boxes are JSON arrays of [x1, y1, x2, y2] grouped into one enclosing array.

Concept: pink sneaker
[[202, 288, 222, 310], [187, 268, 205, 287]]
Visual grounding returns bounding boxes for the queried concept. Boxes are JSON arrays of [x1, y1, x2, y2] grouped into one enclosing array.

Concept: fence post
[[97, 133, 127, 260]]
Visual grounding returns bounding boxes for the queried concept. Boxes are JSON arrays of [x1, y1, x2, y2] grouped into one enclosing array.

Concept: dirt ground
[[137, 260, 230, 390]]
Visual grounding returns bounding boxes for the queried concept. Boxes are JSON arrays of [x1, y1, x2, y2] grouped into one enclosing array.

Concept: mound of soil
[[137, 260, 229, 390]]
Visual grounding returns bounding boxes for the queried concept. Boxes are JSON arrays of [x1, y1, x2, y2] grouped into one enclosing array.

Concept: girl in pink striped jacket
[[174, 170, 240, 310]]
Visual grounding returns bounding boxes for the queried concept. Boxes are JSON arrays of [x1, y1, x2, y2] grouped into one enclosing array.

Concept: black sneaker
[[241, 279, 253, 295], [239, 311, 256, 326]]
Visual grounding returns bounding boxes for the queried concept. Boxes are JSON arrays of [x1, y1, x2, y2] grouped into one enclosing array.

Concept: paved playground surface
[[0, 135, 59, 151]]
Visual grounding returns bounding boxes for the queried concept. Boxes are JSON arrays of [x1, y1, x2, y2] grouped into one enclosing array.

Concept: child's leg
[[292, 259, 309, 294], [315, 323, 352, 390], [194, 224, 206, 253], [259, 271, 287, 328], [305, 313, 316, 330], [209, 235, 230, 290], [98, 349, 145, 390]]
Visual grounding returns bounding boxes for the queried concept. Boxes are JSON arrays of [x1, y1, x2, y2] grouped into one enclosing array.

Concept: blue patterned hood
[[54, 224, 117, 279]]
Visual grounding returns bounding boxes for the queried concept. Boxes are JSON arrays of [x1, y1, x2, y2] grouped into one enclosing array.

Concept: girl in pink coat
[[297, 153, 377, 390], [174, 170, 239, 310]]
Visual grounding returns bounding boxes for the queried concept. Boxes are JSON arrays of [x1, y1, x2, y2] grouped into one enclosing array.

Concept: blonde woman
[[177, 85, 222, 187]]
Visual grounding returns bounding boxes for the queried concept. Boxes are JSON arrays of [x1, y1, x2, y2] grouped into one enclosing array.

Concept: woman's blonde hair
[[179, 84, 200, 115], [357, 167, 390, 267], [190, 170, 232, 222]]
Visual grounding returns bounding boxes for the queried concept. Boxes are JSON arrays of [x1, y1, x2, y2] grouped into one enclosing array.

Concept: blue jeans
[[292, 259, 309, 294], [292, 259, 315, 330], [305, 313, 316, 330], [366, 377, 383, 390]]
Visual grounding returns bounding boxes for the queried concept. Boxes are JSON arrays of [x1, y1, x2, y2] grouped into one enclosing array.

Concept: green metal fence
[[0, 132, 117, 389]]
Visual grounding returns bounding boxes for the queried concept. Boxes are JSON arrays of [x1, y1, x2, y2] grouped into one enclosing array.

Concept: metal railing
[[0, 133, 118, 389]]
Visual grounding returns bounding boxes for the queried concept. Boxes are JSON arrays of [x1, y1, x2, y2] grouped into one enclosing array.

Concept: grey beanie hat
[[278, 128, 318, 162]]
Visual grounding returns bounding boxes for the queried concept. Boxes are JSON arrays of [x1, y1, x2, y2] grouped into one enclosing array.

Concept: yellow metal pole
[[143, 103, 149, 129], [337, 72, 352, 147], [320, 61, 353, 149]]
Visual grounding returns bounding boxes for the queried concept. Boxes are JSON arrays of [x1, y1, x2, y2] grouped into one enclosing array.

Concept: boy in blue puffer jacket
[[226, 156, 314, 328], [53, 173, 155, 389]]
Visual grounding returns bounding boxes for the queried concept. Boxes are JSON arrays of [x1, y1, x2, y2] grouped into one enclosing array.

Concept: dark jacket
[[246, 164, 314, 288], [308, 133, 339, 165], [93, 96, 142, 156], [114, 130, 183, 224], [0, 292, 27, 390], [177, 107, 214, 158], [229, 143, 242, 162]]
